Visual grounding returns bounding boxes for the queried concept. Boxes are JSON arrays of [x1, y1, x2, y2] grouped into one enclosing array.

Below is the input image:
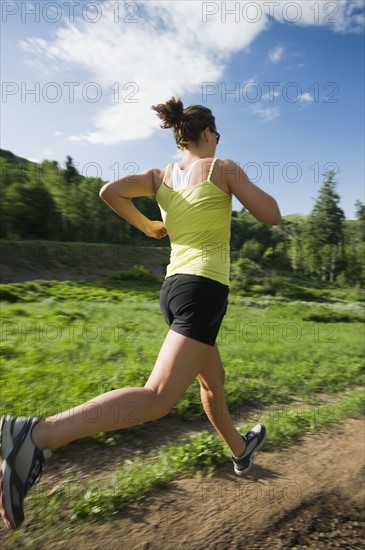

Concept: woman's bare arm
[[222, 159, 281, 225], [99, 168, 167, 239]]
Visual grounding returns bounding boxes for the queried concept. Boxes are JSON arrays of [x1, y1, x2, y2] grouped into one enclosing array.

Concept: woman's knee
[[143, 386, 174, 421]]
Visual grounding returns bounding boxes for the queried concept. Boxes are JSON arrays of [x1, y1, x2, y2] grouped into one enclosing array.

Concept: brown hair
[[151, 97, 216, 149]]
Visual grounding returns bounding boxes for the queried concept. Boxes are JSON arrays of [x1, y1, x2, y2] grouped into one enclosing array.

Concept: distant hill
[[282, 214, 310, 223], [0, 148, 35, 166]]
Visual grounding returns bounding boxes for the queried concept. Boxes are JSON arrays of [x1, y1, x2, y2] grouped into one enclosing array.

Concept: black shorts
[[159, 274, 229, 346]]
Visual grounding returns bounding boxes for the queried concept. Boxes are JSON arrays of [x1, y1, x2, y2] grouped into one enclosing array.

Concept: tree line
[[0, 149, 363, 286]]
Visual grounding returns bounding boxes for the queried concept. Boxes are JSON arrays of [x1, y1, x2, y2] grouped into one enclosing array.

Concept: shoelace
[[244, 431, 256, 445]]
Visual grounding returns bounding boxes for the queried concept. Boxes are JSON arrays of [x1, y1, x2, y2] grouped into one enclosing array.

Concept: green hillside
[[0, 148, 34, 166], [0, 149, 363, 289]]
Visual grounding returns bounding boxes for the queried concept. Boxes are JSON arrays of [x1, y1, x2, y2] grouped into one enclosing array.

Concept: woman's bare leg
[[197, 344, 245, 457], [31, 330, 212, 451]]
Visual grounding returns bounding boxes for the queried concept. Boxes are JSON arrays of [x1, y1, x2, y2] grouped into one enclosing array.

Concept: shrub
[[263, 243, 291, 270], [101, 265, 160, 284], [302, 310, 364, 323], [0, 342, 18, 358], [230, 258, 264, 292], [239, 240, 262, 262], [0, 286, 19, 302]]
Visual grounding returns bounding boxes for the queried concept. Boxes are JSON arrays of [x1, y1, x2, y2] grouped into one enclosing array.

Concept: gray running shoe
[[231, 423, 266, 475], [0, 415, 52, 529]]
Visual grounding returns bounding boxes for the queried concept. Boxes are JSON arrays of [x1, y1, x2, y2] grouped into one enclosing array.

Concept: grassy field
[[0, 267, 364, 546], [1, 273, 364, 420]]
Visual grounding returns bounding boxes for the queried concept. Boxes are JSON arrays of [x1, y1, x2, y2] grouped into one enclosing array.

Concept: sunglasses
[[211, 129, 220, 144]]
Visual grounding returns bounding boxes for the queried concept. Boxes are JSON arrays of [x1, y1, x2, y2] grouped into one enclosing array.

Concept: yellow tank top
[[156, 158, 232, 286]]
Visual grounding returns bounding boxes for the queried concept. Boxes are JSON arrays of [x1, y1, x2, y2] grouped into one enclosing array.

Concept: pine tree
[[64, 155, 79, 185], [355, 200, 365, 242], [345, 200, 365, 287], [307, 171, 345, 282]]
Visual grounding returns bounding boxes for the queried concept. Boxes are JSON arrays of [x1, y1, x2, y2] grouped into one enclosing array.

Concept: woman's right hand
[[145, 221, 168, 239]]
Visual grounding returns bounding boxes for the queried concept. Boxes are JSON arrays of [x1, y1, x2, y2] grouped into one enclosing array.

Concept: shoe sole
[[233, 428, 267, 476], [0, 416, 17, 529]]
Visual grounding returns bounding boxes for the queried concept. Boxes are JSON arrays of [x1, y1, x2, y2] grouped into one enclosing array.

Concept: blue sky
[[1, 0, 364, 219]]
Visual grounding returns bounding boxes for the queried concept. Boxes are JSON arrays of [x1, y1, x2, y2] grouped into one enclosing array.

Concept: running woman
[[0, 97, 281, 530]]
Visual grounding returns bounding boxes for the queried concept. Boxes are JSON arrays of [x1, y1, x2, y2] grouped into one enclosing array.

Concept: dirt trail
[[13, 417, 363, 550]]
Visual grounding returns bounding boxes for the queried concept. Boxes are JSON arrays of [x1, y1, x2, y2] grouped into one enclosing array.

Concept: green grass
[[231, 269, 365, 303], [0, 280, 364, 420], [262, 388, 364, 449], [1, 274, 364, 548], [0, 268, 163, 304]]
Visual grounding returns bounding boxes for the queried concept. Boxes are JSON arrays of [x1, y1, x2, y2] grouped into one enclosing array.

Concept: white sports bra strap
[[173, 159, 201, 190]]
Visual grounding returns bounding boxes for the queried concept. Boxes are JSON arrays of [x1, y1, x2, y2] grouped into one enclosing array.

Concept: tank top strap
[[207, 158, 217, 181], [162, 163, 171, 185]]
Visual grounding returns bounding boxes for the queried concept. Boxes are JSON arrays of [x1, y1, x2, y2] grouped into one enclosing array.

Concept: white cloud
[[53, 131, 63, 137], [250, 105, 281, 122], [335, 0, 365, 32], [262, 0, 364, 33], [18, 0, 363, 144], [262, 91, 281, 101], [243, 76, 259, 88], [300, 93, 314, 103], [19, 1, 268, 144], [268, 46, 284, 63], [298, 92, 315, 110]]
